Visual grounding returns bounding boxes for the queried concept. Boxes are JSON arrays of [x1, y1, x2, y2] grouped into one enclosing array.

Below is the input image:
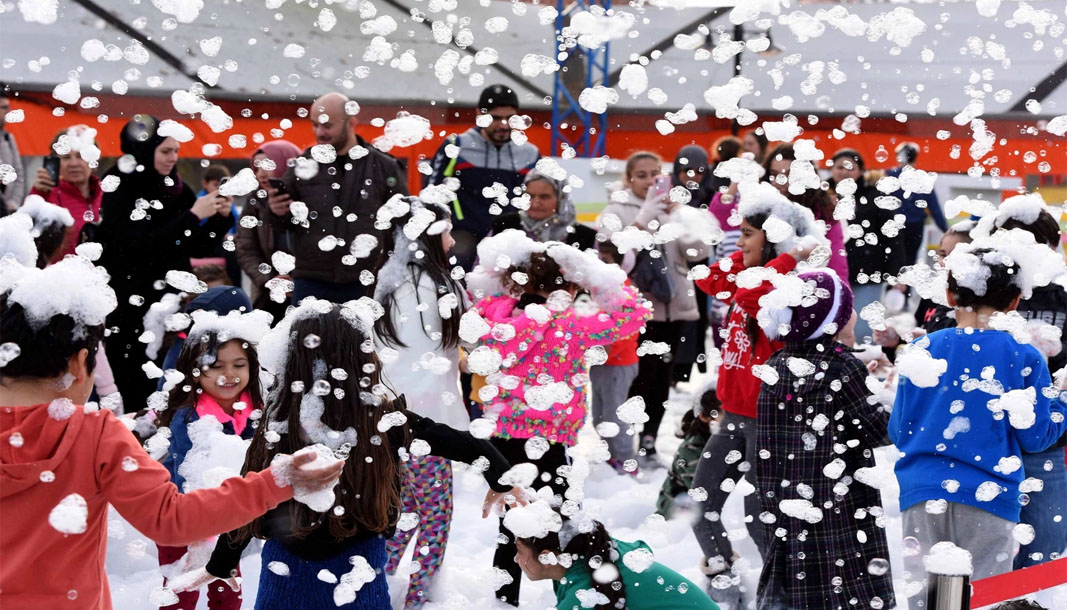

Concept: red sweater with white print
[[695, 251, 797, 418]]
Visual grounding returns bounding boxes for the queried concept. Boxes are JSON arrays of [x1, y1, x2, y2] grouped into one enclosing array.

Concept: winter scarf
[[519, 171, 577, 242]]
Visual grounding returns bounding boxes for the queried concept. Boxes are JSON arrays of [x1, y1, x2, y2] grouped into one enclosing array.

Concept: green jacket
[[554, 539, 719, 610]]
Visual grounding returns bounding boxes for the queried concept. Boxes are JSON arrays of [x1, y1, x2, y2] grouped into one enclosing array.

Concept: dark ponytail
[[739, 213, 777, 357], [521, 521, 625, 610]]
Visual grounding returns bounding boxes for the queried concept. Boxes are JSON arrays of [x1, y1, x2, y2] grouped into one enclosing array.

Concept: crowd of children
[[0, 134, 1065, 610]]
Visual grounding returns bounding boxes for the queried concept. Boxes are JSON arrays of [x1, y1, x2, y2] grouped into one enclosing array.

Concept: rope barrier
[[969, 557, 1067, 608]]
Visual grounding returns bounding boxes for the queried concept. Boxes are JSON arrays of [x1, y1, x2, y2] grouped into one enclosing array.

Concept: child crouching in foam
[[0, 257, 343, 610], [506, 502, 720, 610], [755, 270, 894, 610], [890, 233, 1067, 601]]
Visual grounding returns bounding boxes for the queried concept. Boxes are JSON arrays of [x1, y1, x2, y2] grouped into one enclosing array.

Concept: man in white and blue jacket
[[427, 84, 540, 270]]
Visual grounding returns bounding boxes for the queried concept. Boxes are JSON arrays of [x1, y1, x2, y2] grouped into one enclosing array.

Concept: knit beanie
[[478, 84, 519, 113], [763, 270, 854, 342]]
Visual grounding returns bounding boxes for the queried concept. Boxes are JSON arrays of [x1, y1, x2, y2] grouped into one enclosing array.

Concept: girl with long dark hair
[[761, 143, 850, 282], [690, 182, 820, 605], [178, 299, 519, 609], [371, 195, 471, 608]]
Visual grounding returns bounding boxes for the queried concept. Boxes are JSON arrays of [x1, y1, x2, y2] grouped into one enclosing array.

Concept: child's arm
[[97, 410, 293, 547], [403, 410, 514, 492], [694, 250, 745, 300], [571, 283, 651, 348], [733, 252, 799, 317]]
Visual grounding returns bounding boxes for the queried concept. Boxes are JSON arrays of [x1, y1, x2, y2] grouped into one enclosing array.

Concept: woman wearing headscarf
[[492, 170, 596, 249], [96, 114, 233, 408], [236, 140, 303, 317], [672, 145, 716, 209]]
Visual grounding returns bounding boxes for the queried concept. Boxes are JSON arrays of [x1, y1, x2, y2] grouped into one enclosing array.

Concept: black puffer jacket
[[836, 176, 907, 285]]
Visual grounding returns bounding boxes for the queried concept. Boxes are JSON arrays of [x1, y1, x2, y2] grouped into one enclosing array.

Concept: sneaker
[[606, 458, 639, 476], [636, 452, 665, 471], [701, 557, 743, 610]]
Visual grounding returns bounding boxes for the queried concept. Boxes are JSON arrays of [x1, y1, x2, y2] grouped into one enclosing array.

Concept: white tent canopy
[[1, 0, 1063, 117]]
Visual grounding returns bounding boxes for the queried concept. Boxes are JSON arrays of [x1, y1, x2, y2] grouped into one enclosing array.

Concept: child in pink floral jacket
[[464, 229, 650, 605]]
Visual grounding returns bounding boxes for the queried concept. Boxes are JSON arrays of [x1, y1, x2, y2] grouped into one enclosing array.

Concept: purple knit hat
[[765, 270, 854, 342]]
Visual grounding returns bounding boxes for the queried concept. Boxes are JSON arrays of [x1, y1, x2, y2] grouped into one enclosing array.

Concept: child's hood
[[479, 295, 551, 365], [0, 402, 87, 498]]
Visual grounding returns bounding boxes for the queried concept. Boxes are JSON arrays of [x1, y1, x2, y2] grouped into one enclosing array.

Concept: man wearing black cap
[[427, 84, 541, 270]]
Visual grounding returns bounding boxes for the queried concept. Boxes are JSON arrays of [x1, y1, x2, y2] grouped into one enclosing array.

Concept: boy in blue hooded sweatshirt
[[890, 242, 1067, 599]]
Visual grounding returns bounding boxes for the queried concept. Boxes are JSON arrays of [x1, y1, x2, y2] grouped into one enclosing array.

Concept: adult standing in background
[[262, 92, 408, 302], [741, 129, 770, 164], [671, 145, 716, 383], [28, 125, 103, 259], [97, 114, 233, 408], [0, 84, 25, 216], [427, 84, 540, 270], [491, 171, 596, 250], [888, 141, 947, 266], [829, 148, 907, 341], [237, 139, 303, 318]]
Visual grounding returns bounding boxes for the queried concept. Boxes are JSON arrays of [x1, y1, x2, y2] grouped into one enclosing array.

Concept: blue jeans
[[850, 283, 883, 342], [1014, 446, 1067, 569], [292, 278, 365, 304]]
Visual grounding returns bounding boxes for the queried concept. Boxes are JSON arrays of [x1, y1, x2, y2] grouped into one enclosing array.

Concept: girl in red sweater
[[0, 257, 343, 610], [690, 182, 821, 603]]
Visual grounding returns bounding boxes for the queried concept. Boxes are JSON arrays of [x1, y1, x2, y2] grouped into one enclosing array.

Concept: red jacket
[[30, 175, 103, 259], [695, 251, 797, 418], [0, 403, 292, 609]]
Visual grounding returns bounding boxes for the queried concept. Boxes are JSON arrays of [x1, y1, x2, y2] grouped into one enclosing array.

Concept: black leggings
[[627, 320, 684, 448], [490, 437, 570, 606]]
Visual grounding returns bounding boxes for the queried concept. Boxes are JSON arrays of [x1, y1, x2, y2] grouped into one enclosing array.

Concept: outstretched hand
[[166, 567, 240, 594], [288, 449, 346, 489], [482, 486, 528, 519]]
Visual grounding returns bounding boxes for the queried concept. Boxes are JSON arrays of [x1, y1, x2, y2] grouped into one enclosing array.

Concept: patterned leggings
[[385, 454, 454, 609]]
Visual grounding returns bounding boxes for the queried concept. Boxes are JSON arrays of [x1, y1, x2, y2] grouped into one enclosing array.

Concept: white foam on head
[[945, 228, 1065, 300], [17, 194, 75, 230], [4, 257, 116, 335], [736, 181, 826, 256], [187, 309, 273, 347], [0, 214, 39, 267]]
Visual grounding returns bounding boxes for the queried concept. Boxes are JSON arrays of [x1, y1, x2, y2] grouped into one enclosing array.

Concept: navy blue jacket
[[161, 406, 256, 492]]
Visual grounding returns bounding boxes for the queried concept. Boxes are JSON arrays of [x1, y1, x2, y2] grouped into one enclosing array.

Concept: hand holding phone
[[266, 178, 293, 216], [651, 175, 671, 200], [43, 156, 60, 184]]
